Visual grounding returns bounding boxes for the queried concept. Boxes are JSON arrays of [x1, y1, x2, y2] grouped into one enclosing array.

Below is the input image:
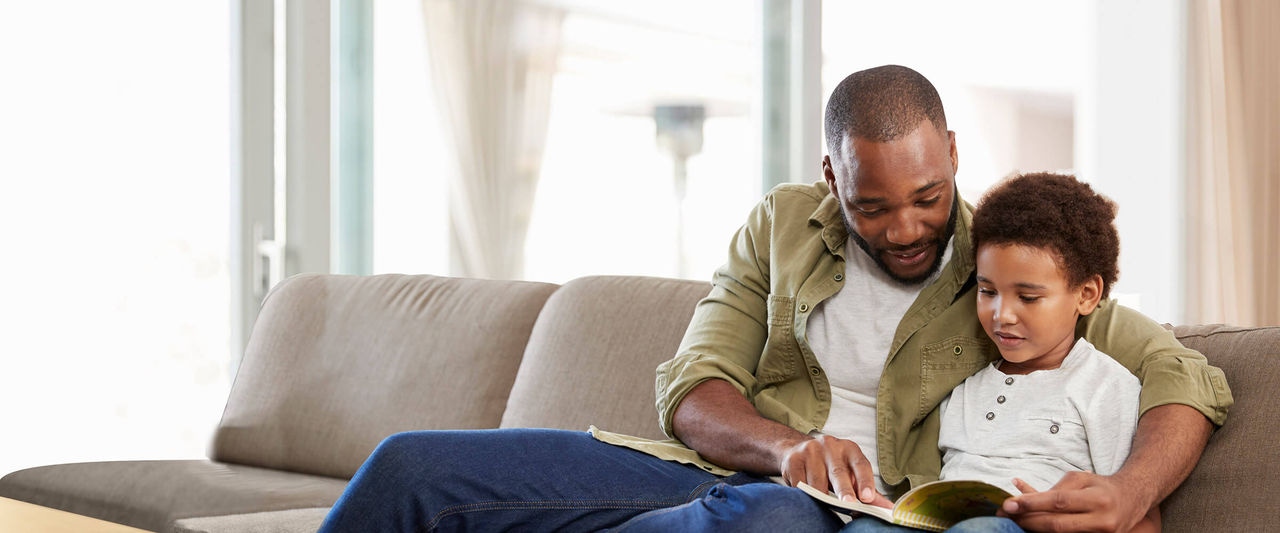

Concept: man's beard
[[845, 196, 958, 285]]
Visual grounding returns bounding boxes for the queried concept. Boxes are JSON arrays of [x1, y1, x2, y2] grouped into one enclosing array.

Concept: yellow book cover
[[798, 480, 1013, 532]]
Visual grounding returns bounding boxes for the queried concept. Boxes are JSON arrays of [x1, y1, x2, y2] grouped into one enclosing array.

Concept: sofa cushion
[[501, 276, 712, 440], [171, 507, 330, 533], [212, 274, 559, 480], [0, 460, 345, 533], [1162, 324, 1280, 532]]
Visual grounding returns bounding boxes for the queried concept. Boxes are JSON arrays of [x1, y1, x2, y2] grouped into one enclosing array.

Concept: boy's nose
[[993, 298, 1017, 325]]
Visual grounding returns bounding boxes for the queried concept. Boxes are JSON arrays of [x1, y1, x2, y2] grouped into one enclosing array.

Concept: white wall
[[821, 0, 1187, 324], [1075, 0, 1186, 323]]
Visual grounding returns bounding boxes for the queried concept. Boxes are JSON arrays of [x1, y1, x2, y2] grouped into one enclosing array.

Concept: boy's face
[[975, 243, 1102, 374]]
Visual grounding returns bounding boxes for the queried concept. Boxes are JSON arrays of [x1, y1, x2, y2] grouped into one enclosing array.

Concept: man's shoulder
[[759, 181, 836, 229], [765, 180, 830, 204]]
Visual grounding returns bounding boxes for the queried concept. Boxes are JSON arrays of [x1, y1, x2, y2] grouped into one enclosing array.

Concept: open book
[[797, 479, 1013, 532]]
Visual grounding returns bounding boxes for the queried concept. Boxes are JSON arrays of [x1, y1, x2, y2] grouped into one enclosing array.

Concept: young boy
[[843, 172, 1157, 533]]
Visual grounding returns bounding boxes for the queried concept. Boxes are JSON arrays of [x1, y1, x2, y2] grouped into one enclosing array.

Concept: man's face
[[823, 121, 959, 284]]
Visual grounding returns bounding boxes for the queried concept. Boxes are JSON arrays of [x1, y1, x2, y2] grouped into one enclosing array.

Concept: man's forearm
[[1117, 403, 1213, 507], [671, 378, 808, 474]]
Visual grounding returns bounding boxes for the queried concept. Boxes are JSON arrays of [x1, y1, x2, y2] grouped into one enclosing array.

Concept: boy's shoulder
[[1068, 338, 1142, 389]]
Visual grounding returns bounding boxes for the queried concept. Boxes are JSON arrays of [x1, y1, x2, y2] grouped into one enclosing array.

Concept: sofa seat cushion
[[171, 507, 330, 533], [501, 276, 712, 440], [1162, 325, 1280, 533], [0, 460, 345, 533]]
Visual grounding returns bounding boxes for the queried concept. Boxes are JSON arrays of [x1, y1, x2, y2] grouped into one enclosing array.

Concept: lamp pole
[[654, 104, 706, 279]]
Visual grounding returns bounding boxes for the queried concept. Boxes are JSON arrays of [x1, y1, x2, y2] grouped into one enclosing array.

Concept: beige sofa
[[1, 273, 1276, 532]]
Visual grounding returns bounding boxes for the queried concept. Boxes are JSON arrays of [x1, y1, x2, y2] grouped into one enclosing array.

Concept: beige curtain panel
[[422, 0, 564, 280], [1186, 0, 1280, 326]]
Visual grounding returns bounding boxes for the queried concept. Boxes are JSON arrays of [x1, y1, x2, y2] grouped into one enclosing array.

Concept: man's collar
[[949, 196, 976, 287], [808, 181, 849, 257]]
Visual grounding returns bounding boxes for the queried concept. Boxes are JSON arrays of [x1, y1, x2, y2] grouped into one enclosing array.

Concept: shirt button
[[809, 366, 822, 376], [985, 412, 995, 420], [1050, 424, 1060, 434], [834, 273, 844, 282], [953, 346, 963, 356], [1005, 377, 1015, 385], [996, 395, 1006, 404], [799, 303, 809, 312]]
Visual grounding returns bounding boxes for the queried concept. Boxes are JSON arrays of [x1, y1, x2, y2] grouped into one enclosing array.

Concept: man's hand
[[671, 379, 892, 507], [777, 435, 893, 508], [1001, 472, 1144, 532]]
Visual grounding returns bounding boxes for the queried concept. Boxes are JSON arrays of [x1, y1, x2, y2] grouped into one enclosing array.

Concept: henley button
[[1050, 424, 1060, 434], [996, 395, 1006, 404], [985, 412, 995, 420], [1004, 377, 1015, 385]]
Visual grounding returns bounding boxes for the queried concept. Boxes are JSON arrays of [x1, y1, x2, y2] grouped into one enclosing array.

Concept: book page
[[891, 479, 1012, 531], [796, 482, 893, 522]]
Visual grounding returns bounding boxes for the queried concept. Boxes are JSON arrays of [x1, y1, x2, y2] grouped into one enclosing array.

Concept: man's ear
[[1076, 274, 1105, 316], [823, 155, 837, 195], [948, 130, 959, 175]]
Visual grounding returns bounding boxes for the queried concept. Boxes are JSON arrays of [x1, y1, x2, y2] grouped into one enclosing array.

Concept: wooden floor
[[0, 497, 152, 533]]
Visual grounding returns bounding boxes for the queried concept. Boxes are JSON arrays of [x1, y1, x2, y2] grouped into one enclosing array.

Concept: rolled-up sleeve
[[1079, 301, 1233, 426], [655, 197, 775, 437]]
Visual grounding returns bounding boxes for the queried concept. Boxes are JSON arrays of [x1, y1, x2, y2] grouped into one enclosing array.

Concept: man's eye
[[856, 208, 884, 217], [918, 196, 941, 207]]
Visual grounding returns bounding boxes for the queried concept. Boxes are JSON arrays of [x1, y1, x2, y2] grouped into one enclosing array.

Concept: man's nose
[[885, 212, 925, 245]]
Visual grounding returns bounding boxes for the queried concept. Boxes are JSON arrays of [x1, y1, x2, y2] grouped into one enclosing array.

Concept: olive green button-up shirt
[[592, 181, 1232, 496]]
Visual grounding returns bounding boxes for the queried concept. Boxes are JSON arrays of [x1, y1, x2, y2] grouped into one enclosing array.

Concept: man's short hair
[[971, 172, 1121, 299], [824, 65, 948, 157]]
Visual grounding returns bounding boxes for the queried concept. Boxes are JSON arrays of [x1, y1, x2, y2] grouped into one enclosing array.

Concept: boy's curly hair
[[971, 172, 1120, 299]]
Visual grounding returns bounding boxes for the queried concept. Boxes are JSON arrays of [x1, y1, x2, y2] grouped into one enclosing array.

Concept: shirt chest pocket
[[1023, 409, 1089, 467], [917, 335, 997, 423]]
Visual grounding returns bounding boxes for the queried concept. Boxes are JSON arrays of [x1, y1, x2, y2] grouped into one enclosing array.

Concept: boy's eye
[[977, 288, 995, 296], [1019, 295, 1041, 303]]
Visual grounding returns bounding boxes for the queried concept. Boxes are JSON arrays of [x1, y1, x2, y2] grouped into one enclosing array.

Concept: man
[[319, 65, 1231, 532]]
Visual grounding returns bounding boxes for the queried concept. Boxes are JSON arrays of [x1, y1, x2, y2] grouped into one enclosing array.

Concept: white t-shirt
[[806, 236, 953, 488], [937, 338, 1141, 494]]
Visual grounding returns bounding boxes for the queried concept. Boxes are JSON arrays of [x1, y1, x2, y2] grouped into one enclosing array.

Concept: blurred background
[[0, 0, 1275, 478]]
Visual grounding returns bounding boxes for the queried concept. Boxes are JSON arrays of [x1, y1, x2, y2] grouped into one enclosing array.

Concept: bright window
[[0, 1, 231, 475], [368, 1, 763, 283]]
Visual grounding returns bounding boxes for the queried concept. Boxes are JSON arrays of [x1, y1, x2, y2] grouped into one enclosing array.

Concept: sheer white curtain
[[420, 0, 563, 279], [1186, 0, 1280, 326]]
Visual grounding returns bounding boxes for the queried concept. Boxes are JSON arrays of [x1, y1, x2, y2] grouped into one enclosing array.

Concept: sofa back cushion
[[1162, 324, 1280, 532], [211, 274, 558, 479], [500, 276, 712, 440]]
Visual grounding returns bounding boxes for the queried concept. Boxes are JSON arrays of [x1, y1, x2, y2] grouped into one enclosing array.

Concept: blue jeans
[[841, 516, 1024, 533], [317, 428, 843, 532]]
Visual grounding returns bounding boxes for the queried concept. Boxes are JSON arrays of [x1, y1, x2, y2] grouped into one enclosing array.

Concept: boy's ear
[[1076, 274, 1105, 316]]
